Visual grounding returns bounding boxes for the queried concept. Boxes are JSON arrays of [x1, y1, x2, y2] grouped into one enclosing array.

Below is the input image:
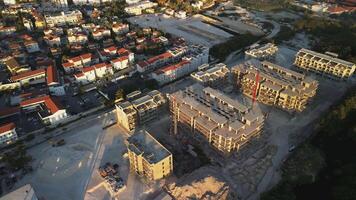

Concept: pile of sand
[[166, 167, 232, 200]]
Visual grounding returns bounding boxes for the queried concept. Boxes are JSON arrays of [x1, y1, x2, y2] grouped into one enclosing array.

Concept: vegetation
[[272, 25, 295, 44], [115, 88, 125, 102], [2, 144, 32, 171], [210, 34, 261, 61], [234, 0, 293, 11], [25, 134, 35, 142], [262, 88, 356, 200], [102, 0, 128, 19], [293, 16, 356, 63]]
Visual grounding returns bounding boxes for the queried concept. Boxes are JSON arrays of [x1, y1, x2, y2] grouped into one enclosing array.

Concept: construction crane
[[252, 71, 260, 108]]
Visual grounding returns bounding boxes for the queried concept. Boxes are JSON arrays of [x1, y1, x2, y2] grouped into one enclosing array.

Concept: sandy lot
[[128, 14, 233, 47], [14, 111, 153, 200]]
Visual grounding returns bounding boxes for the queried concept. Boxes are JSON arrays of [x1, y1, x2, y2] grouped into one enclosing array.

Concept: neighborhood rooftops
[[20, 95, 63, 114], [46, 65, 58, 85], [0, 122, 16, 134], [127, 130, 171, 164], [10, 69, 46, 82]]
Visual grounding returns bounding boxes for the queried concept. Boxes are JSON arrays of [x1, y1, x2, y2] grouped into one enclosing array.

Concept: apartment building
[[151, 45, 209, 85], [169, 84, 265, 154], [62, 53, 93, 74], [74, 63, 113, 84], [0, 26, 16, 36], [0, 184, 38, 200], [125, 1, 158, 15], [45, 10, 83, 27], [2, 57, 30, 75], [112, 22, 129, 35], [245, 43, 278, 60], [116, 90, 166, 132], [20, 95, 68, 125], [0, 122, 18, 145], [10, 69, 47, 85], [126, 130, 173, 181], [232, 60, 318, 112], [191, 63, 230, 89], [294, 48, 356, 80], [67, 27, 88, 45]]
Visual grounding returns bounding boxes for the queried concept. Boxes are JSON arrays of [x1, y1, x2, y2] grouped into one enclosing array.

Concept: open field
[[13, 111, 157, 200], [128, 14, 233, 47]]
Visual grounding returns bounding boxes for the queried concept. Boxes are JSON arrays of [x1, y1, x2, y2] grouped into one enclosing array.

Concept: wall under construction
[[169, 84, 264, 154], [232, 60, 318, 112]]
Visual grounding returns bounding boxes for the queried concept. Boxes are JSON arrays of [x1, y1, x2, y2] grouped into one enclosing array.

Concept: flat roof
[[0, 184, 36, 200], [298, 48, 355, 68], [127, 130, 171, 164]]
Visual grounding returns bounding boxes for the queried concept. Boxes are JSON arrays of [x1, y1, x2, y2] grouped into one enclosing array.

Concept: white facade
[[43, 109, 68, 125], [125, 1, 158, 15], [0, 123, 18, 145], [23, 19, 34, 31], [112, 23, 129, 35], [45, 10, 83, 27], [152, 45, 209, 85], [3, 0, 16, 5], [111, 56, 129, 70]]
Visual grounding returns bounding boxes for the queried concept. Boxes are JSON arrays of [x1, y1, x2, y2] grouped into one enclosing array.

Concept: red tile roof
[[74, 72, 85, 78], [62, 62, 74, 68], [147, 52, 173, 65], [111, 56, 128, 63], [93, 63, 107, 69], [69, 56, 81, 62], [117, 48, 129, 55], [0, 107, 20, 118], [80, 53, 92, 60], [155, 60, 190, 74], [105, 46, 117, 52], [82, 66, 95, 73], [20, 95, 62, 114], [46, 65, 58, 85], [10, 69, 46, 82], [0, 122, 16, 133], [137, 61, 149, 68]]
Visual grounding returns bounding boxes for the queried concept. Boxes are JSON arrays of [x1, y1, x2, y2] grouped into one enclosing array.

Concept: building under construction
[[245, 43, 278, 60], [127, 130, 173, 181], [116, 90, 166, 132], [232, 60, 318, 112], [294, 48, 356, 80], [190, 63, 230, 89], [169, 84, 264, 154]]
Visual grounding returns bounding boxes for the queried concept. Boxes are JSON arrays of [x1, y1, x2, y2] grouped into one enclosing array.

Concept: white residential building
[[24, 40, 40, 53], [112, 22, 129, 35], [152, 45, 209, 85], [111, 56, 129, 70], [20, 96, 68, 125], [0, 122, 18, 145], [74, 63, 113, 84], [44, 10, 83, 27], [0, 26, 16, 36], [125, 0, 158, 15], [44, 35, 61, 47], [3, 0, 16, 5], [62, 53, 93, 74]]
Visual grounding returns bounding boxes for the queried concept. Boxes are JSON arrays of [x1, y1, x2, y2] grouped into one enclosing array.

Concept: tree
[[115, 88, 125, 102]]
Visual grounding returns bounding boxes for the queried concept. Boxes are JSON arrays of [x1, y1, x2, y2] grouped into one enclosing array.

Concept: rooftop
[[127, 130, 171, 164], [0, 184, 36, 200], [298, 48, 355, 68], [0, 122, 16, 134]]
